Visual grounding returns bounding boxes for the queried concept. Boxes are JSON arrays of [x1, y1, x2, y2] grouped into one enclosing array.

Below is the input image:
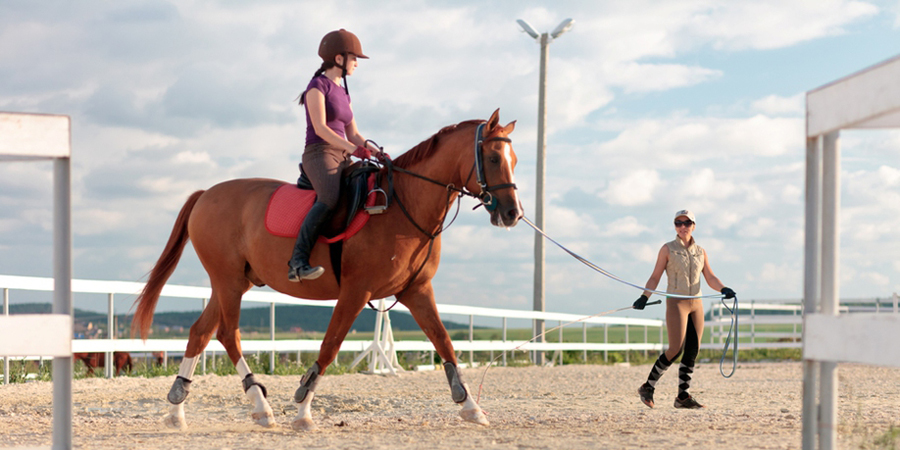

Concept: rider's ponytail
[[298, 61, 337, 105]]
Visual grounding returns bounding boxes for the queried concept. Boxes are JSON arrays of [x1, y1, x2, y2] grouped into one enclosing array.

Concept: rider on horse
[[289, 29, 385, 282]]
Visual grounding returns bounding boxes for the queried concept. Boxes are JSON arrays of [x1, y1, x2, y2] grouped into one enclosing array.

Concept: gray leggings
[[301, 142, 350, 209]]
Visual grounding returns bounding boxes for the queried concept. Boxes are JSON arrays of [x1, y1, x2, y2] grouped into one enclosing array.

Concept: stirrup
[[288, 265, 325, 282]]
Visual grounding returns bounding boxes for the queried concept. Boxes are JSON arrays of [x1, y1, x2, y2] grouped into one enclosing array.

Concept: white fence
[[1, 274, 665, 381], [705, 296, 900, 350]]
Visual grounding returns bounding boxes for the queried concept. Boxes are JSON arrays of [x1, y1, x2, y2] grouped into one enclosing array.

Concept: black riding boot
[[288, 202, 332, 282]]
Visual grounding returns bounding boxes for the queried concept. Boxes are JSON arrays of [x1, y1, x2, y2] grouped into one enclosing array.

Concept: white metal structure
[[0, 112, 73, 450], [0, 274, 664, 370], [517, 18, 575, 365], [803, 54, 900, 450]]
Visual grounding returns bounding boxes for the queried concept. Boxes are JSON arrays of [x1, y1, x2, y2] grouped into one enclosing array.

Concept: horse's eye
[[489, 156, 500, 164]]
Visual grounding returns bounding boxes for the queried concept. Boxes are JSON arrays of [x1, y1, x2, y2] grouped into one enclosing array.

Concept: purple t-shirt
[[304, 75, 353, 146]]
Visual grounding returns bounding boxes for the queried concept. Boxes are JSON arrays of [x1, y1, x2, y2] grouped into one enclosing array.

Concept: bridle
[[471, 122, 517, 211], [367, 121, 517, 311]]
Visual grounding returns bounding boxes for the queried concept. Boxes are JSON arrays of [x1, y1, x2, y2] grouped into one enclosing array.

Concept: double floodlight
[[517, 18, 575, 41]]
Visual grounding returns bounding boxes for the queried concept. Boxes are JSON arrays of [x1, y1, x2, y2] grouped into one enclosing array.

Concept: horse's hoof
[[163, 413, 187, 430], [252, 410, 276, 428], [460, 408, 489, 426], [291, 417, 318, 432]]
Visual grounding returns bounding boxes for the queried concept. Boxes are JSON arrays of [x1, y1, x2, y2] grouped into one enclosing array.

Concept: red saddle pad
[[264, 179, 375, 243]]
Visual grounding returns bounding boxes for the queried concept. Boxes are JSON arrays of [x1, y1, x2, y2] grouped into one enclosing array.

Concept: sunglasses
[[674, 220, 694, 227]]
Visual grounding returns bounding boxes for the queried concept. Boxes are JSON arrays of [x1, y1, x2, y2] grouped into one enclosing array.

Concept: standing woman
[[289, 29, 384, 282], [632, 210, 736, 409]]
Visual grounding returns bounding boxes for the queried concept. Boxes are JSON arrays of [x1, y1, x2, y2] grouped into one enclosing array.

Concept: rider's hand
[[633, 295, 649, 310], [352, 145, 372, 159], [721, 287, 736, 299], [376, 151, 390, 163]]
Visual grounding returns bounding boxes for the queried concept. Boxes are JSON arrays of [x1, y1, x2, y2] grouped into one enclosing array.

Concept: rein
[[364, 122, 515, 312]]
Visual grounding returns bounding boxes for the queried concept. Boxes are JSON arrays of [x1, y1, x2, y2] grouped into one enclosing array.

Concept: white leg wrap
[[234, 357, 275, 428], [179, 356, 199, 380]]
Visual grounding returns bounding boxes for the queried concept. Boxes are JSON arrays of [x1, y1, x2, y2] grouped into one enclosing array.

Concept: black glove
[[633, 295, 649, 310], [721, 287, 736, 299]]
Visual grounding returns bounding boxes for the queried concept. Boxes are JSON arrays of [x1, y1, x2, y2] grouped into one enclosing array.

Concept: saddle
[[264, 161, 387, 242]]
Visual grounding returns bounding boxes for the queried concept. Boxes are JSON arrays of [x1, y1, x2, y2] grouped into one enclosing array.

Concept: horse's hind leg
[[292, 290, 370, 432], [163, 297, 221, 430], [401, 281, 488, 426], [215, 288, 275, 428]]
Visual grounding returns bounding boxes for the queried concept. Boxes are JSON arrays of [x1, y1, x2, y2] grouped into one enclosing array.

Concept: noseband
[[472, 122, 517, 211]]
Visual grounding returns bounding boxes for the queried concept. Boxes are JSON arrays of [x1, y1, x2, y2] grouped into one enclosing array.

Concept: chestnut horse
[[131, 110, 522, 431], [73, 352, 133, 376]]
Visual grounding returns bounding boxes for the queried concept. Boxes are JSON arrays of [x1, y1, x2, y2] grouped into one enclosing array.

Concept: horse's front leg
[[402, 281, 489, 426], [292, 291, 369, 432]]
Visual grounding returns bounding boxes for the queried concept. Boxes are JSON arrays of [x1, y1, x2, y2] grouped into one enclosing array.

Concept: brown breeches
[[664, 297, 705, 362], [302, 142, 350, 209]]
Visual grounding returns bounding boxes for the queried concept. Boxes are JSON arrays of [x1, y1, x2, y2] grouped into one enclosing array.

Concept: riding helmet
[[318, 29, 369, 62]]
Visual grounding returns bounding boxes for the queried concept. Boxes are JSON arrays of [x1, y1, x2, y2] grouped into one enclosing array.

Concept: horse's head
[[466, 109, 524, 228]]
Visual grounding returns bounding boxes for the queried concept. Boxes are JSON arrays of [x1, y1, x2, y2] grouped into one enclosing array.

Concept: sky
[[2, 0, 900, 322]]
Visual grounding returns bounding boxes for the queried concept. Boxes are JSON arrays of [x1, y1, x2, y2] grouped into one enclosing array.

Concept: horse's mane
[[392, 120, 482, 168]]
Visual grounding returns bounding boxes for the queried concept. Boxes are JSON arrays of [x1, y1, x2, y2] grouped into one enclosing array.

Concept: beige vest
[[665, 237, 705, 297]]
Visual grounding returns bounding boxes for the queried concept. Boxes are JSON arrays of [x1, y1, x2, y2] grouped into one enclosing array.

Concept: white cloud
[[600, 216, 651, 237], [599, 169, 662, 206], [751, 94, 805, 116]]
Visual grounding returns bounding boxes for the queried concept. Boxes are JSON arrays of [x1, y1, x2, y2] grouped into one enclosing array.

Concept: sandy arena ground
[[1, 362, 898, 449]]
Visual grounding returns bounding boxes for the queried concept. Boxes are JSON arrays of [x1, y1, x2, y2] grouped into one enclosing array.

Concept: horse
[[131, 109, 522, 431], [73, 352, 133, 376]]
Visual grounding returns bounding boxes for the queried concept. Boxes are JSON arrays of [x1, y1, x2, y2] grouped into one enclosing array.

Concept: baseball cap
[[674, 209, 696, 223]]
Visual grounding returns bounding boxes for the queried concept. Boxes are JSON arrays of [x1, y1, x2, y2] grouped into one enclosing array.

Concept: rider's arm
[[345, 115, 382, 155], [642, 245, 669, 297], [306, 88, 357, 154]]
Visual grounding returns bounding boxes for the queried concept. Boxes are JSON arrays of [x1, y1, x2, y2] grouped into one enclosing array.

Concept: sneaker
[[674, 395, 705, 409], [638, 383, 655, 408]]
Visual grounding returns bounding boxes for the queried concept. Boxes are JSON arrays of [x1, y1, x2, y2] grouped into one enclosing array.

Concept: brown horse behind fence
[[131, 110, 522, 431], [73, 352, 133, 376]]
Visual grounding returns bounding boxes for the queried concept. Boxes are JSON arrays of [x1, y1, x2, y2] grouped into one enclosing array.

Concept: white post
[[106, 293, 114, 379], [201, 298, 207, 374], [818, 131, 841, 450], [643, 326, 648, 358], [802, 134, 822, 450], [502, 317, 507, 366], [3, 288, 8, 385], [532, 31, 550, 367], [52, 157, 73, 450], [750, 300, 756, 346], [624, 324, 629, 363], [468, 315, 474, 366], [603, 324, 608, 363], [582, 323, 587, 363], [270, 302, 276, 374]]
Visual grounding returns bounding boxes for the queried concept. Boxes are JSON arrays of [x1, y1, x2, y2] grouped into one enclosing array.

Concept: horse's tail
[[131, 190, 205, 340]]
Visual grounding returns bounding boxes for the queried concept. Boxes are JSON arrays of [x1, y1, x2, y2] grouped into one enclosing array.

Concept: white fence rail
[[5, 275, 897, 383], [1, 275, 664, 381]]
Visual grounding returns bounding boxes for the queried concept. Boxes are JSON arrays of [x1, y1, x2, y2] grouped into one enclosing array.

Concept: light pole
[[517, 18, 574, 366]]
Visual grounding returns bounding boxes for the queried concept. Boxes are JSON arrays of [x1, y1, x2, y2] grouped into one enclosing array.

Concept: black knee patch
[[167, 376, 191, 405], [242, 374, 268, 398], [294, 362, 321, 403], [443, 362, 468, 403]]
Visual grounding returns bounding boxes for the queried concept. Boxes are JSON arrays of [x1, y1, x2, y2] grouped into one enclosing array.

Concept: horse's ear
[[502, 120, 516, 135], [487, 108, 500, 132]]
